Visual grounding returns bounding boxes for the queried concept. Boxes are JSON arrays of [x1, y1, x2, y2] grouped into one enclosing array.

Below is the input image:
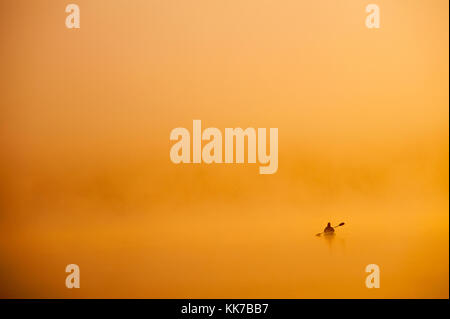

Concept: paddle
[[315, 222, 345, 237]]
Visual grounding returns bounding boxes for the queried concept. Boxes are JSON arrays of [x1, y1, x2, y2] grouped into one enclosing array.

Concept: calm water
[[1, 196, 447, 298]]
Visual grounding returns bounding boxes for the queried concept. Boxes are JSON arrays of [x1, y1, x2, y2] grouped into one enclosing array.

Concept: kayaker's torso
[[324, 223, 334, 233]]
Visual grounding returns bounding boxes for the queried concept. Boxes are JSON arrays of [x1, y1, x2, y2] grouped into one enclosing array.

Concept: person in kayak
[[316, 222, 345, 236], [324, 222, 334, 234]]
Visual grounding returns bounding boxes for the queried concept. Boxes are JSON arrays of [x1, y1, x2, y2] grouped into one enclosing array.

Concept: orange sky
[[0, 0, 448, 298]]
